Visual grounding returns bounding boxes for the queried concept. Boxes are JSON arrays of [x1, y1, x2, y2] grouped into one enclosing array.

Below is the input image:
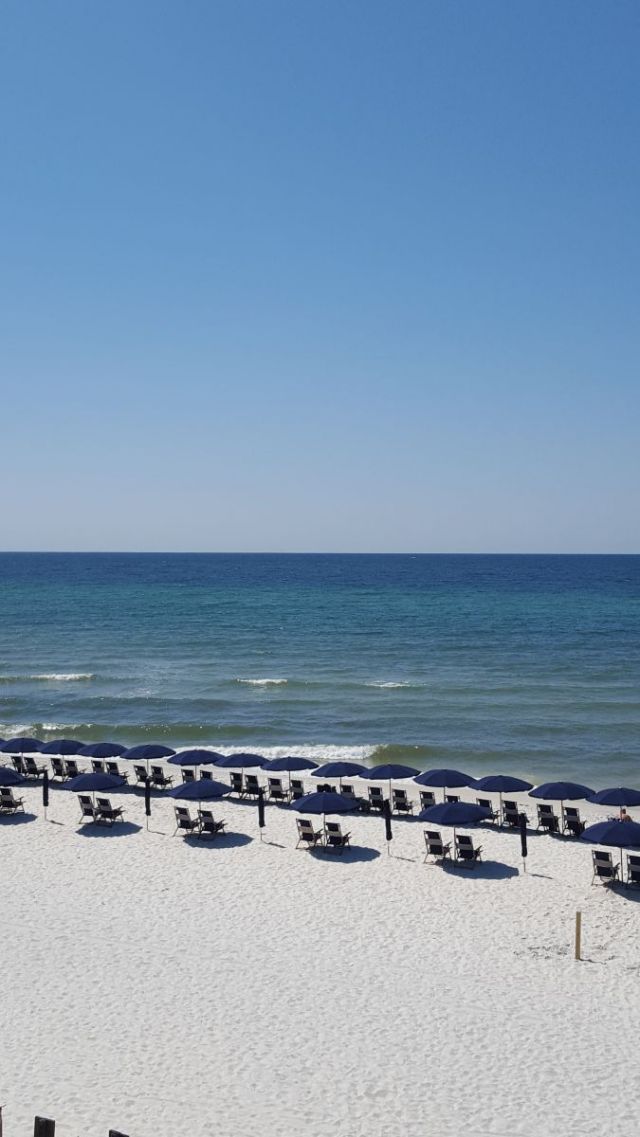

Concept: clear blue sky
[[2, 1, 638, 552]]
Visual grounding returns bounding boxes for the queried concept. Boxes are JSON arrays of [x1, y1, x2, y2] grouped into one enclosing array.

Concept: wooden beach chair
[[267, 777, 290, 802], [150, 766, 173, 789], [0, 788, 25, 814], [423, 830, 451, 863], [95, 797, 125, 825], [198, 809, 226, 838], [419, 790, 436, 811], [392, 788, 414, 814], [23, 755, 46, 779], [455, 834, 482, 866], [625, 855, 640, 888], [173, 806, 199, 836], [536, 804, 559, 833], [296, 818, 323, 849], [591, 850, 619, 885], [324, 821, 351, 852], [368, 786, 385, 812], [562, 806, 585, 837], [78, 795, 98, 823]]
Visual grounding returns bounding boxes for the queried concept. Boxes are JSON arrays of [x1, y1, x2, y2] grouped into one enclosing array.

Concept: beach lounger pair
[[228, 772, 262, 798], [423, 830, 482, 866], [78, 795, 125, 825], [173, 806, 226, 838], [12, 755, 46, 779], [295, 818, 350, 852], [0, 788, 25, 814]]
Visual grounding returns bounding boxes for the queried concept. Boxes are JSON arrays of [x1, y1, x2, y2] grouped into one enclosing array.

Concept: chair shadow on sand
[[0, 811, 38, 826], [77, 821, 143, 838], [309, 845, 381, 864], [441, 859, 519, 880], [183, 831, 253, 850]]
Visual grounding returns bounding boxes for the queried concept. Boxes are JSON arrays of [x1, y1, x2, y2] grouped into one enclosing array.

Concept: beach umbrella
[[473, 774, 533, 821], [78, 742, 127, 759], [581, 819, 640, 883], [65, 771, 126, 808], [293, 790, 360, 828], [0, 766, 23, 786], [262, 756, 318, 773], [214, 752, 267, 769], [529, 781, 594, 814], [167, 778, 232, 815], [311, 761, 370, 789], [0, 737, 43, 753], [40, 739, 86, 756], [413, 768, 475, 801], [419, 800, 490, 845], [122, 744, 176, 763], [586, 787, 640, 811], [168, 749, 223, 767]]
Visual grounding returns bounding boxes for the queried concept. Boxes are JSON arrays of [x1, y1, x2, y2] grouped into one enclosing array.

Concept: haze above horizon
[[2, 2, 638, 554]]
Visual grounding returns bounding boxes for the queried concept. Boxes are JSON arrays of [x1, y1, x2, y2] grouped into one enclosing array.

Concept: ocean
[[0, 553, 638, 783]]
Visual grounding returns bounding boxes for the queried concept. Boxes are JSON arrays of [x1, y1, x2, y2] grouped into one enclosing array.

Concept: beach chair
[[419, 790, 436, 811], [591, 850, 619, 885], [65, 759, 80, 779], [368, 786, 385, 812], [173, 806, 199, 836], [296, 818, 323, 849], [476, 797, 497, 823], [198, 809, 226, 838], [423, 830, 451, 863], [0, 788, 25, 813], [625, 855, 640, 888], [324, 821, 351, 852], [562, 806, 585, 837], [316, 782, 336, 793], [11, 756, 25, 775], [133, 764, 148, 785], [392, 788, 414, 815], [445, 793, 460, 804], [96, 797, 125, 825], [150, 766, 173, 789], [201, 769, 212, 780], [267, 777, 290, 803], [244, 774, 261, 798], [229, 772, 244, 795], [502, 800, 525, 828], [50, 756, 67, 780], [78, 795, 98, 823], [536, 804, 559, 833], [455, 834, 482, 865], [181, 769, 196, 784], [290, 778, 305, 801], [23, 755, 46, 779], [91, 759, 106, 775], [105, 761, 127, 782]]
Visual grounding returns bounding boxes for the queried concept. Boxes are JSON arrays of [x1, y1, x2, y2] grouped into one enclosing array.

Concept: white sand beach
[[1, 777, 638, 1137]]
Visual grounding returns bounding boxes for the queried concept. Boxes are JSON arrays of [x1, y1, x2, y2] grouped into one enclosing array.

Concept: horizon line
[[1, 550, 639, 557]]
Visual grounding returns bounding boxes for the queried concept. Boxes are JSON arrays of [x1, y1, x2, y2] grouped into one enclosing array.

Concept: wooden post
[[574, 910, 582, 961]]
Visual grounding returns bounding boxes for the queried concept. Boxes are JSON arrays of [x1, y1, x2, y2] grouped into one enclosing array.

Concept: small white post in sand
[[574, 910, 582, 961]]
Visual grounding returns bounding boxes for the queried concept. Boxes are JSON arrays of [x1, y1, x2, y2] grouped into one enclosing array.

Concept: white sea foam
[[30, 673, 95, 682], [235, 678, 288, 687], [365, 681, 420, 689]]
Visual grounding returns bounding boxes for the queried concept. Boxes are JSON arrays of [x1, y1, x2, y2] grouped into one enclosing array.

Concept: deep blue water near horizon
[[0, 552, 639, 783]]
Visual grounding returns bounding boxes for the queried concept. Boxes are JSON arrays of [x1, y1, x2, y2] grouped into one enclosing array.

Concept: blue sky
[[2, 1, 638, 551]]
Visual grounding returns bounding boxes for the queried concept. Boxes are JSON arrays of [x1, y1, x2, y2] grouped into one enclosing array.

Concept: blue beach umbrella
[[586, 787, 640, 809], [167, 779, 232, 800], [581, 819, 640, 882], [361, 763, 420, 799], [66, 772, 126, 793], [122, 744, 176, 763], [41, 739, 86, 756], [168, 749, 223, 767], [529, 781, 594, 813], [311, 761, 370, 788], [419, 800, 491, 845], [293, 790, 360, 826], [0, 737, 43, 753], [0, 766, 23, 786], [78, 742, 127, 760], [262, 756, 318, 773], [473, 774, 533, 819], [413, 767, 475, 801], [214, 752, 266, 769]]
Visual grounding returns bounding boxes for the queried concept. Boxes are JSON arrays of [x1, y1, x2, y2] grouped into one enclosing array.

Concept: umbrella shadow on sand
[[0, 811, 38, 826], [309, 845, 381, 864], [183, 832, 253, 850], [441, 860, 519, 880], [77, 821, 143, 838]]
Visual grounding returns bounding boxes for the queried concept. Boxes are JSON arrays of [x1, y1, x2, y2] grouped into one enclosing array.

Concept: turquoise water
[[0, 553, 638, 783]]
